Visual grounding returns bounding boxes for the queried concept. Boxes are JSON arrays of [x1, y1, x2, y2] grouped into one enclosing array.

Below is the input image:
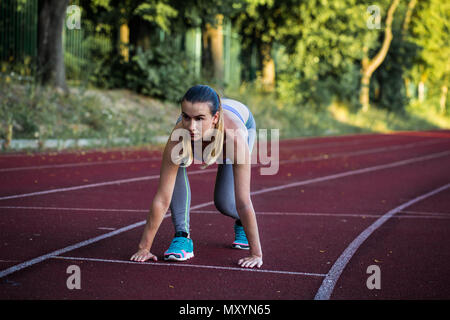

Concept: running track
[[0, 130, 449, 300]]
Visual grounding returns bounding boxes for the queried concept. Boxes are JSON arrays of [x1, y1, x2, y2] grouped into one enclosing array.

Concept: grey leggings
[[169, 117, 256, 234]]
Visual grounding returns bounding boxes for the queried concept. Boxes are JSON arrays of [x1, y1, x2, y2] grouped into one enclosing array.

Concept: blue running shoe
[[232, 222, 249, 250], [164, 234, 194, 261]]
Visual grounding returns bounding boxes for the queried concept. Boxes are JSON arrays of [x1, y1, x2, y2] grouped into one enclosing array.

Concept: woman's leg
[[164, 165, 195, 261], [169, 165, 191, 235], [214, 162, 240, 220], [214, 125, 256, 220], [214, 162, 250, 250]]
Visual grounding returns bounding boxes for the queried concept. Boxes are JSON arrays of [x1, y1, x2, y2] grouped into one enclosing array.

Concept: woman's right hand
[[130, 248, 158, 262]]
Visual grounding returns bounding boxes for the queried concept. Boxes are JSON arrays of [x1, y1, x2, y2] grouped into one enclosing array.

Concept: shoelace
[[169, 237, 189, 250], [234, 225, 247, 242]]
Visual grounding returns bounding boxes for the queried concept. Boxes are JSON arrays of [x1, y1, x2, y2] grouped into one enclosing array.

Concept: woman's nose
[[189, 120, 201, 132], [188, 120, 195, 131]]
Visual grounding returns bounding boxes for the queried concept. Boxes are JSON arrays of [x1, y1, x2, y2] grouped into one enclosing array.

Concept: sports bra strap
[[222, 104, 246, 126]]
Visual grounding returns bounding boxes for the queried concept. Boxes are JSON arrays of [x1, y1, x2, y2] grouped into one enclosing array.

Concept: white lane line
[[251, 150, 450, 196], [2, 206, 450, 220], [51, 256, 326, 277], [253, 211, 450, 220], [0, 206, 148, 213], [314, 182, 450, 300], [0, 201, 213, 279], [285, 136, 390, 151], [1, 139, 447, 202], [0, 220, 147, 279], [191, 210, 450, 220], [0, 134, 392, 172], [0, 157, 161, 173], [0, 175, 157, 201], [279, 139, 443, 165], [401, 210, 450, 216], [0, 168, 216, 201], [1, 150, 449, 279], [0, 135, 443, 175]]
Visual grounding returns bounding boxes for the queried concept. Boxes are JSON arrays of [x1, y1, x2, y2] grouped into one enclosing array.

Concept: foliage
[[127, 43, 197, 101], [371, 30, 419, 112], [2, 0, 450, 152], [410, 0, 450, 102], [93, 42, 196, 102], [274, 0, 382, 110], [0, 69, 181, 149]]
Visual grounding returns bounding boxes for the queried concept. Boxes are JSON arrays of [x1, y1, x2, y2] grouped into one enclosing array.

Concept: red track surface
[[0, 130, 449, 300]]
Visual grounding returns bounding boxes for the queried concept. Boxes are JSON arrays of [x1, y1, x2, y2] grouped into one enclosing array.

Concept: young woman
[[130, 85, 262, 268]]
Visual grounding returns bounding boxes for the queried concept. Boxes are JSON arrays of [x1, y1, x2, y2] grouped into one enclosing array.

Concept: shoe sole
[[232, 244, 250, 250], [164, 252, 194, 261]]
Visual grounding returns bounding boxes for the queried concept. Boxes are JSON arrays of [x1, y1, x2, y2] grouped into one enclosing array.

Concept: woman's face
[[181, 100, 219, 142]]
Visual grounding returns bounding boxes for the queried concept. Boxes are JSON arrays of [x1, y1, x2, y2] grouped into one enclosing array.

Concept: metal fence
[[0, 0, 242, 87], [0, 0, 38, 63]]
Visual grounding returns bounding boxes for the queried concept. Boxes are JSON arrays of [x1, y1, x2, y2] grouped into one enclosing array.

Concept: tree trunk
[[401, 0, 418, 100], [402, 0, 417, 36], [404, 77, 410, 98], [418, 72, 427, 102], [440, 85, 448, 114], [129, 17, 152, 52], [37, 0, 70, 92], [260, 42, 275, 91], [360, 0, 400, 112], [204, 14, 224, 82], [360, 71, 371, 111], [4, 124, 13, 150], [119, 23, 130, 61]]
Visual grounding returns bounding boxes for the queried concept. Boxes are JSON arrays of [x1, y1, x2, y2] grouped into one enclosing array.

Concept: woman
[[130, 85, 262, 268]]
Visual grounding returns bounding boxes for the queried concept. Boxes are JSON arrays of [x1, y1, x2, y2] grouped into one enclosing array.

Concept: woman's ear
[[213, 111, 220, 126]]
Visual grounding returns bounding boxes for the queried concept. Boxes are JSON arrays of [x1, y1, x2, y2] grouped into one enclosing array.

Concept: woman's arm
[[130, 138, 180, 262], [232, 131, 263, 268]]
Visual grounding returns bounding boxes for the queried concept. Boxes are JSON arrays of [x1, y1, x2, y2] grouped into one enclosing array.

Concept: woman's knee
[[214, 194, 239, 218]]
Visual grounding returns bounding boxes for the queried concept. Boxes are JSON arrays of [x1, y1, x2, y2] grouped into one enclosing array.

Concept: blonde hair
[[174, 86, 225, 169]]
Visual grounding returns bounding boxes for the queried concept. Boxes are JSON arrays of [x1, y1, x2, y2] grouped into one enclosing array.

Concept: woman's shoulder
[[221, 98, 247, 108], [221, 98, 250, 128]]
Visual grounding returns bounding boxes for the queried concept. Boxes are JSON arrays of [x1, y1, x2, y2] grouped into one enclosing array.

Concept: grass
[[0, 81, 180, 152], [1, 80, 449, 153], [227, 85, 449, 139]]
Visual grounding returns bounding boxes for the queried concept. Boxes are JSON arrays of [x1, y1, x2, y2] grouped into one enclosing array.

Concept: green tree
[[276, 0, 381, 110], [370, 0, 420, 112], [80, 0, 178, 53], [38, 0, 70, 91], [410, 0, 450, 113], [168, 0, 245, 83], [360, 0, 400, 112], [233, 0, 286, 90]]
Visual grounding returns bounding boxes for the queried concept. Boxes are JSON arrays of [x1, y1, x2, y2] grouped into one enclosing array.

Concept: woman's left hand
[[238, 255, 263, 268]]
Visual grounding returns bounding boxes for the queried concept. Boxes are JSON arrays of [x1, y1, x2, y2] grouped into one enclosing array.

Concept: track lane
[[0, 133, 449, 298], [328, 188, 450, 299], [0, 130, 449, 299]]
